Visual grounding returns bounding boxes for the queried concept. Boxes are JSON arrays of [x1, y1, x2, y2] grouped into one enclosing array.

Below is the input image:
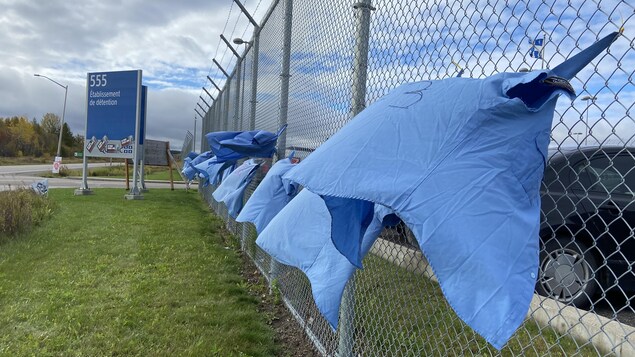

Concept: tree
[[0, 118, 10, 156], [8, 117, 35, 156], [0, 114, 81, 158], [60, 123, 76, 156], [41, 113, 61, 135]]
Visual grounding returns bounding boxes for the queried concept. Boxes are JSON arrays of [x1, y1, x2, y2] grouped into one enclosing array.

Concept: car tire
[[536, 237, 599, 307]]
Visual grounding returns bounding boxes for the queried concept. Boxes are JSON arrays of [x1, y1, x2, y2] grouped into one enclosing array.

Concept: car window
[[574, 155, 635, 195]]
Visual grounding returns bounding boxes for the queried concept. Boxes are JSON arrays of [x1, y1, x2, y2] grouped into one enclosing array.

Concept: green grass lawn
[[353, 252, 599, 356], [0, 189, 277, 356]]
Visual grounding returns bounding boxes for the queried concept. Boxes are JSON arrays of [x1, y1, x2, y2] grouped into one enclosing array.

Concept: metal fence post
[[213, 59, 231, 131], [234, 65, 242, 129], [250, 31, 260, 131], [221, 34, 243, 132], [233, 0, 262, 131], [338, 1, 374, 356], [269, 0, 294, 289], [277, 0, 293, 160]]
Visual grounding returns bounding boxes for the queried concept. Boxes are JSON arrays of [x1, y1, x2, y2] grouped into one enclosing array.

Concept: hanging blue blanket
[[194, 158, 236, 187], [205, 125, 287, 163], [181, 151, 214, 180], [236, 156, 299, 233], [212, 159, 262, 217], [257, 189, 397, 328], [261, 31, 622, 349]]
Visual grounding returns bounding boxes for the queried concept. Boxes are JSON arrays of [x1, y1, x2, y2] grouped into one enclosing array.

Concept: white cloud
[[0, 0, 239, 150]]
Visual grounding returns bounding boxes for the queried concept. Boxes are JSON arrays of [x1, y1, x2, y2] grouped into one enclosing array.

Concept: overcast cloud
[[0, 0, 271, 150]]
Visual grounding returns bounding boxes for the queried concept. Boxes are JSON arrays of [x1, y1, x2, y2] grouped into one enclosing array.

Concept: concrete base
[[74, 189, 94, 196], [124, 193, 144, 200]]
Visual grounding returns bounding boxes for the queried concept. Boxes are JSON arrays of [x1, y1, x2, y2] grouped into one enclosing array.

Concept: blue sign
[[84, 70, 141, 158]]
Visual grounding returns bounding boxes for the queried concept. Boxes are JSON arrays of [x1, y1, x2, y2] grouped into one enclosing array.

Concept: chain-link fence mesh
[[197, 0, 635, 355]]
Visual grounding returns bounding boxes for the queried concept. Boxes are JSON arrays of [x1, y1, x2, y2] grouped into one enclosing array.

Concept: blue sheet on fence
[[195, 158, 236, 186], [205, 125, 287, 163], [186, 151, 198, 160], [257, 189, 398, 328], [236, 156, 299, 233], [268, 31, 621, 349], [182, 150, 215, 180], [213, 159, 261, 217]]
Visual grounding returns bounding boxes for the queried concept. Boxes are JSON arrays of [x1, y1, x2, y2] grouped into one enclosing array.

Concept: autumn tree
[[41, 113, 61, 135], [0, 113, 80, 157], [7, 117, 35, 157]]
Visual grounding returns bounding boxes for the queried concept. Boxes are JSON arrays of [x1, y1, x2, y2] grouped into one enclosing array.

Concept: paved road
[[0, 162, 114, 175], [0, 163, 190, 191]]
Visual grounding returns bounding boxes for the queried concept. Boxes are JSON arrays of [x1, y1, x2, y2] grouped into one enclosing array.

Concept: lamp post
[[573, 132, 583, 143], [580, 95, 596, 146], [34, 74, 68, 158]]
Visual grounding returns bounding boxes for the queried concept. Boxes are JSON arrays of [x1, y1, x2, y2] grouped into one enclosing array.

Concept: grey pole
[[75, 73, 92, 195], [581, 95, 596, 146], [213, 59, 231, 131], [208, 77, 223, 132], [350, 0, 375, 115], [193, 116, 197, 153], [338, 2, 374, 356], [58, 86, 68, 158], [233, 0, 262, 131], [267, 0, 294, 297], [34, 74, 68, 159], [221, 35, 243, 132], [277, 0, 293, 161], [125, 70, 143, 199], [249, 33, 260, 131]]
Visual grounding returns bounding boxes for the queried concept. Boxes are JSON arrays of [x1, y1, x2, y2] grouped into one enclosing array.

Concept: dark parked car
[[537, 146, 635, 307]]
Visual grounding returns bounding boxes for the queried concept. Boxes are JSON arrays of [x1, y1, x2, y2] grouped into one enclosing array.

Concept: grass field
[[0, 189, 277, 356], [65, 164, 177, 181]]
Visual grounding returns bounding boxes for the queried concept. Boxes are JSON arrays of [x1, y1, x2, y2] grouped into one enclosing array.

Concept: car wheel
[[536, 237, 598, 307]]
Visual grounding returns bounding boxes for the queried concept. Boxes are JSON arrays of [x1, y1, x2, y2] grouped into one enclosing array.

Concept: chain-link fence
[[196, 0, 635, 355]]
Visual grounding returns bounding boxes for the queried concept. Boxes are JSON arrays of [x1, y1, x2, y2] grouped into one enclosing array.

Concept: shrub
[[0, 189, 54, 242]]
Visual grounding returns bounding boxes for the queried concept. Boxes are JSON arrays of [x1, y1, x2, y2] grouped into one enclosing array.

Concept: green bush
[[0, 189, 54, 241]]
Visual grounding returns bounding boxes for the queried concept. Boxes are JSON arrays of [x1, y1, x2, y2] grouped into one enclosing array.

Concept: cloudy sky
[[0, 0, 272, 150], [2, 0, 632, 153]]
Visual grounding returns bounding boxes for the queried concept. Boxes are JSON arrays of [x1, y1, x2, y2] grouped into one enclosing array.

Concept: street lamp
[[580, 95, 596, 146], [572, 132, 583, 143], [232, 38, 252, 45], [34, 74, 68, 158]]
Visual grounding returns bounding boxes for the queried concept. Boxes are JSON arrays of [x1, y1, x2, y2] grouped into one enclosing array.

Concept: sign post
[[139, 86, 148, 193], [75, 70, 143, 198], [52, 156, 62, 174]]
